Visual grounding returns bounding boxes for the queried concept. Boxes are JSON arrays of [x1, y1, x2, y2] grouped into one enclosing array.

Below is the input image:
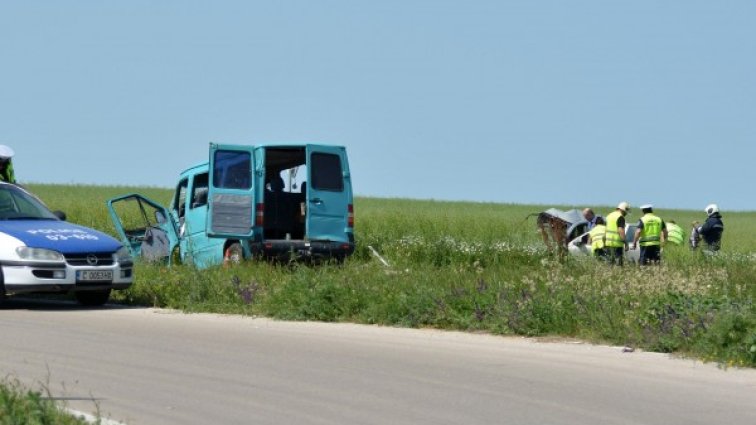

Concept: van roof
[[177, 143, 347, 177], [179, 162, 209, 178]]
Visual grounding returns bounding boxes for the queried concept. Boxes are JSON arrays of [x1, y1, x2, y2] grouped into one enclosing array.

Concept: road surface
[[1, 299, 754, 424]]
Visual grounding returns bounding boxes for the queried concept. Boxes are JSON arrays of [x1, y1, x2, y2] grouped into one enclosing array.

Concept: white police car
[[0, 182, 133, 306]]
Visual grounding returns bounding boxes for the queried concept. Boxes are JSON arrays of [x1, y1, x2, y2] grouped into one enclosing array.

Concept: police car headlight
[[16, 247, 65, 262], [115, 246, 132, 263]]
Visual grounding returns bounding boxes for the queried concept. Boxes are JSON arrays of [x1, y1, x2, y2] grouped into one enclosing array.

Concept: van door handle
[[310, 198, 324, 205]]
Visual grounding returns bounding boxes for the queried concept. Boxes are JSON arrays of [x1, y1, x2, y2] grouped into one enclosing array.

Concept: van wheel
[[75, 289, 111, 307], [224, 243, 244, 265]]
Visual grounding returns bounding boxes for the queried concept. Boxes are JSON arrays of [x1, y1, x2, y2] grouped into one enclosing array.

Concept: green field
[[25, 184, 756, 367]]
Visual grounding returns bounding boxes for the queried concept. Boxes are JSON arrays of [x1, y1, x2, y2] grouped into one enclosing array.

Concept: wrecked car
[[535, 208, 640, 262]]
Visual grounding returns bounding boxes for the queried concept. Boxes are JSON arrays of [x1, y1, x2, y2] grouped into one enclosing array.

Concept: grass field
[[24, 183, 756, 367]]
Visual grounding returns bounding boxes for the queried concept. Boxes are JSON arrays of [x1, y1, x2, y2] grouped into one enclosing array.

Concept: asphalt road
[[1, 299, 755, 425]]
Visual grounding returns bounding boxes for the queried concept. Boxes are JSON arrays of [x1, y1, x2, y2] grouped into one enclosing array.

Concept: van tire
[[224, 242, 244, 265], [75, 289, 111, 307]]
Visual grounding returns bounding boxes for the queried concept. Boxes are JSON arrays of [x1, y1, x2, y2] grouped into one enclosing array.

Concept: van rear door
[[207, 143, 257, 238], [306, 145, 351, 242]]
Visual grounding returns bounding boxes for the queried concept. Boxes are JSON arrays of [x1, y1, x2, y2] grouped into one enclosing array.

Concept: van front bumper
[[252, 240, 355, 261]]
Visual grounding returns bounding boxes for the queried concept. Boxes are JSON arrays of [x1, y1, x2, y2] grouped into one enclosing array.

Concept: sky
[[1, 1, 754, 211]]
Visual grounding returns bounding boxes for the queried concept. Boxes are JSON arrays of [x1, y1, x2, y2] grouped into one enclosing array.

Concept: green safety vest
[[0, 161, 14, 184], [639, 213, 663, 247], [605, 210, 625, 248], [666, 222, 684, 246], [589, 224, 606, 252]]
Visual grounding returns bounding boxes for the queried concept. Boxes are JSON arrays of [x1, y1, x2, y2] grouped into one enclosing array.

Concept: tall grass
[[0, 378, 89, 425], [25, 184, 756, 366]]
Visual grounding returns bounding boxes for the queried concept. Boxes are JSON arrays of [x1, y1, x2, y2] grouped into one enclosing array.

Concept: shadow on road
[[0, 296, 146, 312]]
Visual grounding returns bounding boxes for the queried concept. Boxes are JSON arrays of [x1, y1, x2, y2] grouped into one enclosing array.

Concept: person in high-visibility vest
[[588, 216, 607, 259], [0, 145, 16, 184], [605, 201, 630, 266], [632, 204, 668, 265], [665, 220, 684, 246]]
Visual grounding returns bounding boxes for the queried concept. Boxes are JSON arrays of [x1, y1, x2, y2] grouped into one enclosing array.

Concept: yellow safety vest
[[589, 224, 606, 252], [605, 210, 625, 248], [639, 213, 663, 247], [666, 222, 684, 245]]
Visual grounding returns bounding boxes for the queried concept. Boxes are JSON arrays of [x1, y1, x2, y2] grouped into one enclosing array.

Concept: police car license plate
[[77, 270, 113, 282]]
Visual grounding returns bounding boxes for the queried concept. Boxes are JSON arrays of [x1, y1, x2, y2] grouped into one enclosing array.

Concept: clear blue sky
[[2, 1, 754, 210]]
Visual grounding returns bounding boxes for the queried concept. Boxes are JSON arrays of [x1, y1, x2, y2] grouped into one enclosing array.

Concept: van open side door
[[306, 145, 351, 243], [207, 143, 257, 238]]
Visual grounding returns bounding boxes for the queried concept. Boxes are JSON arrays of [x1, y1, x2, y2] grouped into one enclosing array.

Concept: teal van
[[108, 143, 355, 268]]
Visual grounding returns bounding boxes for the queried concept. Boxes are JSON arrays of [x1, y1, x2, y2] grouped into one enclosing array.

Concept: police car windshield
[[0, 185, 58, 221]]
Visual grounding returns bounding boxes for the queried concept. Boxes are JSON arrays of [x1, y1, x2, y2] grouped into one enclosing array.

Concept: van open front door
[[107, 194, 179, 262], [207, 143, 257, 239]]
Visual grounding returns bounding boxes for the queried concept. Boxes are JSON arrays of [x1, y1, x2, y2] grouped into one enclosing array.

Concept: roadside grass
[[0, 379, 89, 425], [26, 184, 756, 367]]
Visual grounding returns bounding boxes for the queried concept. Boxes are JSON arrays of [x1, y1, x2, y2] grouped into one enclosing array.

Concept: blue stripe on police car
[[0, 220, 122, 254]]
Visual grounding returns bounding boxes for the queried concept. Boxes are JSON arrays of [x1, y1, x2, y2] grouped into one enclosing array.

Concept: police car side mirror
[[53, 210, 67, 221]]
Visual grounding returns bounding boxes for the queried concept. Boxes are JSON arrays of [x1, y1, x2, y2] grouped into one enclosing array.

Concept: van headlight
[[16, 247, 65, 262], [115, 246, 132, 263]]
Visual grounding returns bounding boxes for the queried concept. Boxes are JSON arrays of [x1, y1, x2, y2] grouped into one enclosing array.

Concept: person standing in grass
[[588, 216, 607, 259], [632, 204, 668, 265], [0, 145, 16, 184], [605, 202, 630, 265], [697, 204, 724, 252], [582, 208, 602, 230], [665, 220, 685, 246]]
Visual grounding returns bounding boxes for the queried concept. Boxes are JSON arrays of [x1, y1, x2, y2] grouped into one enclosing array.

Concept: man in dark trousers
[[632, 204, 668, 265], [605, 202, 630, 265], [698, 204, 724, 252]]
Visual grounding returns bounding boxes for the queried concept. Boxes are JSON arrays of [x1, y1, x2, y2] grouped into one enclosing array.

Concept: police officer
[[665, 220, 685, 246], [605, 202, 630, 265], [0, 145, 15, 184], [588, 216, 607, 259], [698, 204, 724, 252], [632, 204, 668, 265]]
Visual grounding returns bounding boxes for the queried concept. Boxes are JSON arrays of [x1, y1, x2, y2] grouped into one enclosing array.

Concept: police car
[[0, 182, 133, 306]]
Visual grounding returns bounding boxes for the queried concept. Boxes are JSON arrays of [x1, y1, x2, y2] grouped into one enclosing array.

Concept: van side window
[[213, 150, 251, 189], [311, 153, 343, 191], [191, 173, 209, 209], [173, 178, 189, 219]]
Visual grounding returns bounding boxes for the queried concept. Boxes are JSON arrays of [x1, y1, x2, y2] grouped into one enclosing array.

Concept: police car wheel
[[0, 269, 6, 303]]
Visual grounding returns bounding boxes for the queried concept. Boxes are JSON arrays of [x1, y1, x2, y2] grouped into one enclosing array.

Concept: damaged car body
[[535, 208, 640, 262]]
